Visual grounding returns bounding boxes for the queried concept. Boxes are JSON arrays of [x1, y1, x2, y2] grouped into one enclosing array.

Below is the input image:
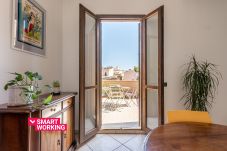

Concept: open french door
[[79, 4, 101, 143], [141, 6, 164, 131], [79, 4, 164, 141]]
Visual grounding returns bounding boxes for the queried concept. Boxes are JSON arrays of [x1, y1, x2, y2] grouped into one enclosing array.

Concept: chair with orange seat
[[167, 110, 212, 124]]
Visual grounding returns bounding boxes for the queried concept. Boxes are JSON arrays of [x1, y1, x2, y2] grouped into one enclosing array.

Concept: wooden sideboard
[[0, 92, 77, 151]]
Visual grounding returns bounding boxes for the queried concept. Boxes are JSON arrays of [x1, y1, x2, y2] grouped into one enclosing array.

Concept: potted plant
[[4, 71, 43, 105], [181, 56, 221, 111], [52, 81, 61, 95]]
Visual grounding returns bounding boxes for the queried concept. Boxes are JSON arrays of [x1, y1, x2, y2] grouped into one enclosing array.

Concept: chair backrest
[[168, 110, 212, 124], [109, 85, 124, 98], [102, 87, 111, 97]]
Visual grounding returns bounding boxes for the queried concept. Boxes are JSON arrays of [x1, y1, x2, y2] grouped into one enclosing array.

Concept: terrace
[[101, 80, 158, 129], [102, 80, 139, 129]]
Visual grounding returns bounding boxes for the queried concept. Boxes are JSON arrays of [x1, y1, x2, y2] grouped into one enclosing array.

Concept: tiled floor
[[76, 134, 146, 151]]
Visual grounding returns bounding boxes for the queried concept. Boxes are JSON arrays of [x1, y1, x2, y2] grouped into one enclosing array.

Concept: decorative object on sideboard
[[52, 81, 61, 95], [45, 81, 61, 96], [12, 0, 46, 56], [181, 55, 222, 111]]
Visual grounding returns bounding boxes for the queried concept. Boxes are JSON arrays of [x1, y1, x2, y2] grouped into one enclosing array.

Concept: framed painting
[[12, 0, 46, 56]]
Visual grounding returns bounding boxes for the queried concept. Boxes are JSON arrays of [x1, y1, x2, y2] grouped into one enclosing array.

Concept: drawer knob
[[64, 133, 67, 138], [57, 139, 61, 145], [51, 108, 56, 112]]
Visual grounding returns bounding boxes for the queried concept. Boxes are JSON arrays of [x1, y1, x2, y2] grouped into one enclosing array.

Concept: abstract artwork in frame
[[12, 0, 46, 56]]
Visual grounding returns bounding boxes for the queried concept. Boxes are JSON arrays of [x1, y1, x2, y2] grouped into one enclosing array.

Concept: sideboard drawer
[[63, 98, 73, 109], [42, 103, 62, 118]]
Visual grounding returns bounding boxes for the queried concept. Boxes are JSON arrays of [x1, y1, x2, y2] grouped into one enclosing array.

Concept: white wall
[[62, 0, 227, 125], [0, 0, 63, 104]]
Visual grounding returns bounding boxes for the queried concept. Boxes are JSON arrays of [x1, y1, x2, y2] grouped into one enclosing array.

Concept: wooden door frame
[[97, 14, 145, 134], [79, 4, 164, 136], [141, 6, 164, 132], [97, 15, 147, 134]]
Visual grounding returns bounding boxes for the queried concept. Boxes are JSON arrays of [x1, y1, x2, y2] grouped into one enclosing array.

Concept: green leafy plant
[[42, 95, 53, 105], [134, 66, 139, 72], [31, 94, 53, 109], [4, 71, 43, 103], [181, 56, 221, 111], [52, 81, 60, 88]]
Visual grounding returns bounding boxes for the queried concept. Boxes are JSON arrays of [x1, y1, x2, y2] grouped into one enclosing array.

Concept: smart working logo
[[28, 118, 67, 131]]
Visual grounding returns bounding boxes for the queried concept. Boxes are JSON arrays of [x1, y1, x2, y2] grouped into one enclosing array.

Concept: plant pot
[[53, 87, 61, 95], [8, 86, 34, 106]]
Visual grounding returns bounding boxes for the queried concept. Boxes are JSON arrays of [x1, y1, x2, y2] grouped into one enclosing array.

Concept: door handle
[[164, 82, 167, 87]]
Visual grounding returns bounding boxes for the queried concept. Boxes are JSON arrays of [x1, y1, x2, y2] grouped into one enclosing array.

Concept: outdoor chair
[[102, 87, 114, 110], [124, 88, 139, 106], [109, 85, 125, 104]]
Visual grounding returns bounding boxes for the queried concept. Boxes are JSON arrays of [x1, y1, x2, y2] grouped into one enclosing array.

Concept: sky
[[102, 22, 139, 70]]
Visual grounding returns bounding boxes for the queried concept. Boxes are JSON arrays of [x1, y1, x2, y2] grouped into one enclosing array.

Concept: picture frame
[[12, 0, 46, 56]]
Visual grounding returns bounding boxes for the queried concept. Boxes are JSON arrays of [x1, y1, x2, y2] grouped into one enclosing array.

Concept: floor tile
[[87, 134, 121, 151], [86, 134, 106, 145], [124, 135, 146, 151], [76, 145, 92, 151], [109, 134, 136, 144], [113, 145, 131, 151]]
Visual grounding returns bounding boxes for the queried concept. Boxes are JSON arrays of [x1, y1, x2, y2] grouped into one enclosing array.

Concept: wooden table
[[144, 122, 227, 151]]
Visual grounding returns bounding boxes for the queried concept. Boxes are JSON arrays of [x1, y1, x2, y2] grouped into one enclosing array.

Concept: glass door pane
[[147, 89, 158, 129], [85, 88, 96, 134], [146, 12, 158, 86], [85, 13, 96, 87], [146, 12, 159, 129]]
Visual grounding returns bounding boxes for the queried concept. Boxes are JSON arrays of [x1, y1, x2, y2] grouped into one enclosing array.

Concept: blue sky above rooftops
[[102, 22, 139, 70]]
